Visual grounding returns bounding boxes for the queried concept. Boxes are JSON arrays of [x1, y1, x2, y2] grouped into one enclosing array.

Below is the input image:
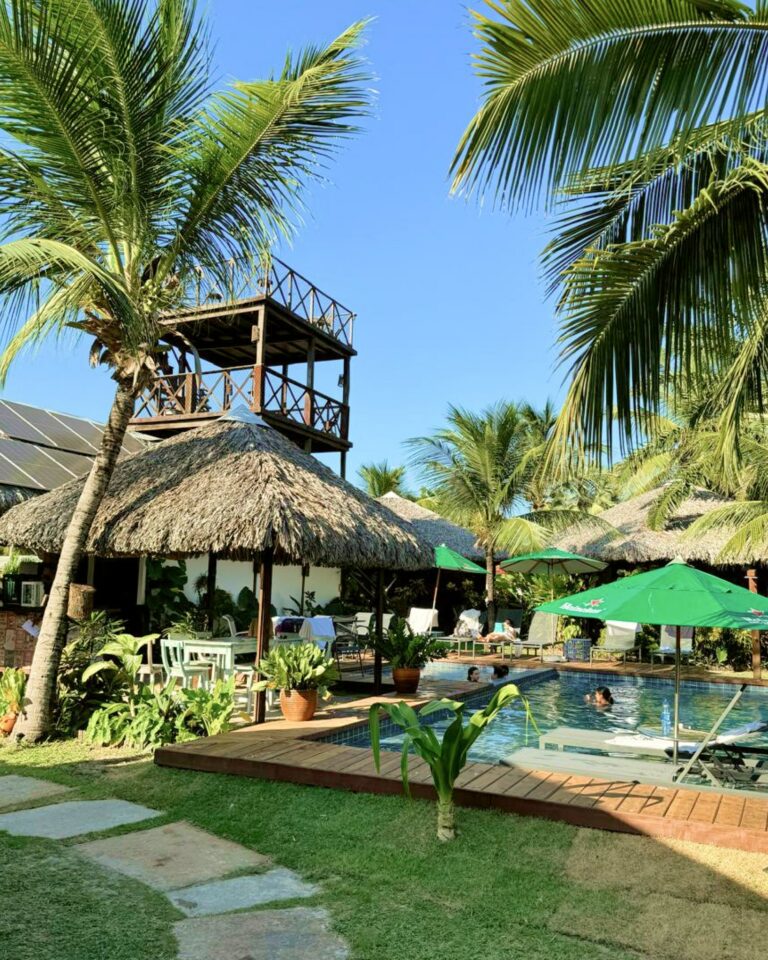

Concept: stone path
[[0, 775, 348, 959], [0, 773, 73, 809]]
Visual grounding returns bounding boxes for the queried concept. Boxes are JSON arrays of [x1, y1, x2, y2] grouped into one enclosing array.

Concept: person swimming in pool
[[584, 686, 614, 709], [467, 666, 481, 683]]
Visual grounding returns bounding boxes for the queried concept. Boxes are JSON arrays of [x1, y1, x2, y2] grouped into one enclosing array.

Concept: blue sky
[[1, 1, 560, 488]]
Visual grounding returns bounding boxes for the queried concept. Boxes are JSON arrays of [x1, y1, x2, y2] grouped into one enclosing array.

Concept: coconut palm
[[451, 0, 768, 466], [2, 0, 372, 741], [408, 401, 602, 628], [357, 460, 408, 498]]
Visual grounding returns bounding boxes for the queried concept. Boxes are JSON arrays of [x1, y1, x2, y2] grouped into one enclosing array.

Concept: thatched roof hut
[[0, 409, 432, 570], [557, 487, 753, 565], [376, 492, 483, 560]]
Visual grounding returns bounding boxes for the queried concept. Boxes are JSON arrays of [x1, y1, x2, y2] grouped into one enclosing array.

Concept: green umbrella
[[432, 544, 485, 608], [500, 547, 607, 600], [537, 559, 768, 763]]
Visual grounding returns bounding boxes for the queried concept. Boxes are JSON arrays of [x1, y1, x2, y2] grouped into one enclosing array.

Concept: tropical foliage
[[369, 685, 536, 840], [1, 0, 372, 741], [358, 460, 409, 498], [85, 676, 242, 749], [408, 400, 603, 625], [452, 0, 768, 468], [0, 667, 27, 717], [254, 643, 339, 697], [366, 617, 449, 669]]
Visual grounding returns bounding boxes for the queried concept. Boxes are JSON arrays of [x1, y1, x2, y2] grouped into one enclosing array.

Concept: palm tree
[[408, 401, 600, 628], [451, 1, 768, 467], [3, 0, 372, 741], [357, 461, 408, 498]]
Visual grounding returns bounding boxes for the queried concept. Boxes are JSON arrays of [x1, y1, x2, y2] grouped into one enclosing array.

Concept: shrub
[[366, 617, 449, 669], [254, 643, 339, 697]]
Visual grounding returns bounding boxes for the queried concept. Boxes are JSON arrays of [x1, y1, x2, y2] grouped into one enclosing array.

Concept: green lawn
[[2, 740, 767, 960]]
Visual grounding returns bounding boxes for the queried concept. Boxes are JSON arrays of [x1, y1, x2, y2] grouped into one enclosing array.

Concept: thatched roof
[[0, 408, 433, 569], [556, 487, 752, 565], [376, 492, 484, 560]]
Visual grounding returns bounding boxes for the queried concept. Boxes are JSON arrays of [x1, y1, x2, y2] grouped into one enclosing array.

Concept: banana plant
[[369, 684, 536, 841]]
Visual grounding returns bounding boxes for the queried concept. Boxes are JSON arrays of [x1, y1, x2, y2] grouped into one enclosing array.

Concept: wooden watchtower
[[129, 256, 355, 476]]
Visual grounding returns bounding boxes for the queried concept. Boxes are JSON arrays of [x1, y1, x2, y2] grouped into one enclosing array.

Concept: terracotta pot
[[0, 712, 17, 736], [392, 667, 421, 695], [279, 689, 318, 722]]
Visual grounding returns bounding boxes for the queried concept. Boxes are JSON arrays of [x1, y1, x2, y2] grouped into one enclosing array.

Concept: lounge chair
[[406, 607, 439, 635], [651, 625, 694, 668], [590, 620, 640, 663], [219, 613, 249, 638], [518, 611, 558, 661], [689, 740, 768, 790]]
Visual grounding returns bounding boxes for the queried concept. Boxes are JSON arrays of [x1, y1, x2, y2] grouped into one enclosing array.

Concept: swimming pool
[[324, 670, 768, 765]]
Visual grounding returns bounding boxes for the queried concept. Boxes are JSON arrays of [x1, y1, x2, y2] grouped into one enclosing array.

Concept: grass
[[2, 739, 768, 959]]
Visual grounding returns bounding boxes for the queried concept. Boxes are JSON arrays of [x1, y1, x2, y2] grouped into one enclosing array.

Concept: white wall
[[172, 555, 341, 615]]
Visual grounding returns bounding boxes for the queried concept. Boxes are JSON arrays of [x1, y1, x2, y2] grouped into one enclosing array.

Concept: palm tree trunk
[[436, 795, 455, 841], [14, 378, 136, 741], [485, 547, 496, 636]]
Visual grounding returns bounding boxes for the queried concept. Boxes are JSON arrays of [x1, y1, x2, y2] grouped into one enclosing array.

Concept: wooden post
[[304, 338, 315, 429], [251, 306, 266, 413], [341, 356, 351, 441], [206, 553, 217, 632], [253, 545, 274, 724], [300, 563, 309, 616], [339, 450, 347, 478], [374, 569, 384, 694], [746, 568, 762, 680]]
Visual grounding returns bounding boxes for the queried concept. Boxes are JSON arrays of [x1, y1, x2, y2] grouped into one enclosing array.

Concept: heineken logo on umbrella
[[587, 599, 605, 608]]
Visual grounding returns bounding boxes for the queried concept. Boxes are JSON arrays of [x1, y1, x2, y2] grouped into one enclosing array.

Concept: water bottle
[[661, 700, 672, 737]]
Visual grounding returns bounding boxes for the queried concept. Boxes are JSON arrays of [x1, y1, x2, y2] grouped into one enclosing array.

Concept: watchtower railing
[[172, 256, 355, 348], [132, 365, 348, 443]]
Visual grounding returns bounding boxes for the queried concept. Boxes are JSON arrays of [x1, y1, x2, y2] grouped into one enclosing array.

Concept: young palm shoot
[[369, 684, 536, 841]]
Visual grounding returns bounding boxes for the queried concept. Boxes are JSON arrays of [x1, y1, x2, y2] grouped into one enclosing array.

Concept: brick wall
[[2, 611, 39, 668]]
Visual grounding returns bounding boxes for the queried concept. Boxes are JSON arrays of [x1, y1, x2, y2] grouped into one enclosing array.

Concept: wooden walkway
[[156, 692, 768, 854]]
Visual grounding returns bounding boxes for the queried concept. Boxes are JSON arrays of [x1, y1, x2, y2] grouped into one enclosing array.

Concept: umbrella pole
[[673, 625, 681, 766], [432, 569, 441, 611]]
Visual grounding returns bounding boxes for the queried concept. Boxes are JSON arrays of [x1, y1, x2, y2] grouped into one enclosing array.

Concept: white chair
[[590, 620, 640, 663], [299, 615, 336, 653], [353, 611, 374, 639], [137, 639, 164, 687], [406, 607, 439, 635], [160, 634, 213, 689], [651, 625, 694, 667], [519, 612, 558, 660], [220, 614, 249, 637]]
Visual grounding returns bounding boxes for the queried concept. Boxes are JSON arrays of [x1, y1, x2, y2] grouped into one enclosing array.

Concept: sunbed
[[590, 620, 640, 663], [518, 611, 558, 661]]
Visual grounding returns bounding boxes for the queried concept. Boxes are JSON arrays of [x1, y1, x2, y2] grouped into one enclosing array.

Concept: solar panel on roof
[[0, 439, 47, 488], [0, 401, 54, 445], [3, 438, 86, 489]]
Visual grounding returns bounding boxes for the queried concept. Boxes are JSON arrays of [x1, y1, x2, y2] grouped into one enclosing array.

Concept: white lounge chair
[[590, 620, 640, 663], [651, 625, 694, 667], [406, 607, 439, 635], [519, 611, 558, 660]]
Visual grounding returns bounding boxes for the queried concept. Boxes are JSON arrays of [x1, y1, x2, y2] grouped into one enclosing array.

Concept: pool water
[[333, 671, 768, 766]]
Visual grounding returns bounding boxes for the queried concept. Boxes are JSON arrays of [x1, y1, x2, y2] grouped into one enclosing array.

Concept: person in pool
[[585, 686, 614, 708], [467, 666, 481, 683], [492, 664, 510, 683]]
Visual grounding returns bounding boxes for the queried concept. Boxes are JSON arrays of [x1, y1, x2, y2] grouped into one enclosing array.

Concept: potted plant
[[0, 667, 27, 735], [254, 643, 339, 722], [368, 618, 449, 694]]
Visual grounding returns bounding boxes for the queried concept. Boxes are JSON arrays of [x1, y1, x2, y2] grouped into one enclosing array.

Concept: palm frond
[[451, 0, 768, 208], [167, 20, 372, 272]]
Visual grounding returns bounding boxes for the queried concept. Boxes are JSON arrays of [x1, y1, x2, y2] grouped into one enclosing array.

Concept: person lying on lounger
[[483, 619, 519, 645]]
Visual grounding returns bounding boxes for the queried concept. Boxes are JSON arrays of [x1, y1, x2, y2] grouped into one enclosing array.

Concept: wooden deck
[[156, 677, 768, 853]]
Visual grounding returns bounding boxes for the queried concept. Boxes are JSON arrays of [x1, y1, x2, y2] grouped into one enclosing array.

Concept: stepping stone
[[76, 820, 270, 891], [0, 799, 158, 839], [174, 906, 348, 959], [168, 867, 319, 916], [0, 775, 73, 810]]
